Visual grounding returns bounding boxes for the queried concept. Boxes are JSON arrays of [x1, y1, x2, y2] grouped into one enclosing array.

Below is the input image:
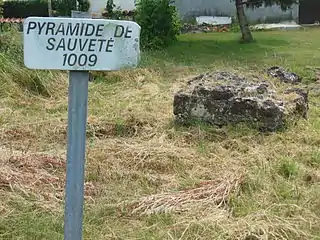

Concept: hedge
[[3, 0, 48, 18], [2, 0, 90, 18]]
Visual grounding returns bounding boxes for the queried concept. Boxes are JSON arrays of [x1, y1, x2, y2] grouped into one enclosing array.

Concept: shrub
[[102, 5, 123, 20], [106, 0, 116, 17], [102, 0, 135, 21], [135, 0, 181, 50]]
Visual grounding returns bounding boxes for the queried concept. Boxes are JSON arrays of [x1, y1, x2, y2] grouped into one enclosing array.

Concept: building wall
[[88, 0, 299, 23], [174, 0, 299, 23]]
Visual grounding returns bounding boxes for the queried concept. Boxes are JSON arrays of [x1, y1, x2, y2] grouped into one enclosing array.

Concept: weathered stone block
[[173, 71, 308, 132]]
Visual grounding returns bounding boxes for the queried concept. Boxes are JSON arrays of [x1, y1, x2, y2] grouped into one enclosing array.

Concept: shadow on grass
[[142, 32, 290, 68]]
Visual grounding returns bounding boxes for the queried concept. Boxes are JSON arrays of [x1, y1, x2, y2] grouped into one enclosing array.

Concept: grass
[[0, 28, 320, 239]]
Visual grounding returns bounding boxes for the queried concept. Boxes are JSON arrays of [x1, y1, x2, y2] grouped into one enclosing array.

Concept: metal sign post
[[23, 13, 141, 240], [64, 70, 89, 240], [63, 11, 91, 240]]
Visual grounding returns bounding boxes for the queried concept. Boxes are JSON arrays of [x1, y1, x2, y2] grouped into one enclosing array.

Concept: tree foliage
[[135, 0, 181, 49]]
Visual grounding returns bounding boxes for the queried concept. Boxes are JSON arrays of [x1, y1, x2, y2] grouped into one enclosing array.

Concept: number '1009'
[[63, 53, 97, 67]]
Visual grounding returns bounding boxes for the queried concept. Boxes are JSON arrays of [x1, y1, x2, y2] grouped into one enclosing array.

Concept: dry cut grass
[[128, 172, 244, 215], [0, 29, 320, 239]]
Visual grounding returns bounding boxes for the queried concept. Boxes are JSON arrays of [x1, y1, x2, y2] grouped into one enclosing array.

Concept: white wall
[[88, 0, 299, 23], [174, 0, 299, 23]]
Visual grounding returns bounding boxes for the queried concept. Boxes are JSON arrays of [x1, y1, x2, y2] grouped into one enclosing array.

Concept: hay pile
[[128, 173, 244, 215]]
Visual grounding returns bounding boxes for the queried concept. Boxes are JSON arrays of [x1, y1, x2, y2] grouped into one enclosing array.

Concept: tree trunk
[[48, 0, 53, 17], [235, 0, 253, 43]]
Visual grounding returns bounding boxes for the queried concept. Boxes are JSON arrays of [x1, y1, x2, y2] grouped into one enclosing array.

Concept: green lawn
[[0, 29, 319, 240], [145, 29, 319, 82]]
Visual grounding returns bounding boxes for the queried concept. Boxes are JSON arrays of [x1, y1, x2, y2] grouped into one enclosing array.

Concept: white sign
[[23, 17, 141, 71]]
